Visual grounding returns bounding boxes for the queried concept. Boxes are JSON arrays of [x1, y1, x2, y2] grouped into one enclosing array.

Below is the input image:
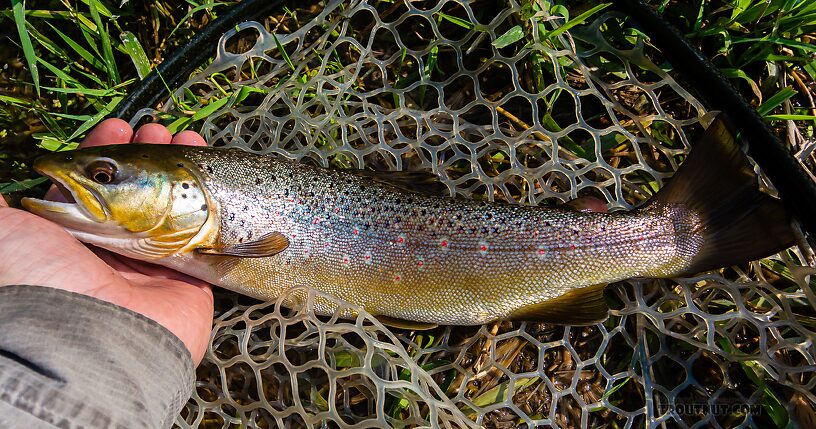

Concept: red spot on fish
[[396, 235, 405, 244], [313, 218, 320, 225], [324, 242, 330, 247], [441, 240, 448, 247], [394, 274, 402, 282], [480, 245, 487, 251], [538, 248, 545, 255], [335, 207, 340, 213], [570, 245, 576, 250], [353, 229, 359, 235], [417, 260, 423, 267]]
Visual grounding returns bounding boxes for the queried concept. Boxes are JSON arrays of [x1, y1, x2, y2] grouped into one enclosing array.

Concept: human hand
[[0, 119, 214, 364]]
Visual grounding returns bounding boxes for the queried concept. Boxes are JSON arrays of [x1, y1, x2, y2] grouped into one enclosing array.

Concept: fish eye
[[86, 160, 118, 184]]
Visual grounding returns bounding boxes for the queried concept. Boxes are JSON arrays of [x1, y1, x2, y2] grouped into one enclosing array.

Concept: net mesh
[[128, 1, 816, 427]]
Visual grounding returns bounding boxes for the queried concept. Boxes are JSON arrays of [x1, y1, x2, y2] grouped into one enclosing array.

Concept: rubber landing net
[[128, 1, 816, 427]]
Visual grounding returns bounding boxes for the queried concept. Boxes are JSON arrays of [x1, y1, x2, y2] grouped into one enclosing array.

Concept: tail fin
[[646, 115, 795, 274]]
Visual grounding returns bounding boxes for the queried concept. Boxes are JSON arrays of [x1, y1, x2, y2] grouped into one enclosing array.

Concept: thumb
[[0, 195, 9, 208]]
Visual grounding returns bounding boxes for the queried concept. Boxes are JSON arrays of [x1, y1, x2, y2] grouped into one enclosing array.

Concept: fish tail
[[648, 114, 795, 275]]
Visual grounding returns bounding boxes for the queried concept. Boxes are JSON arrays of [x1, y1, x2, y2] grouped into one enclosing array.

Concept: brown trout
[[22, 117, 794, 327]]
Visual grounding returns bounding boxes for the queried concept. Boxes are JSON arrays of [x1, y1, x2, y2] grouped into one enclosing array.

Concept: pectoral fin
[[376, 315, 438, 330], [197, 232, 289, 257], [508, 283, 609, 325]]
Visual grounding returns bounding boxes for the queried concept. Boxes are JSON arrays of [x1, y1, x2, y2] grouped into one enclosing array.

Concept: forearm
[[0, 286, 194, 428]]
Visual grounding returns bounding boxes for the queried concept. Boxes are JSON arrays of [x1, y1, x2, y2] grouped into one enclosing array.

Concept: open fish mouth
[[21, 165, 111, 231]]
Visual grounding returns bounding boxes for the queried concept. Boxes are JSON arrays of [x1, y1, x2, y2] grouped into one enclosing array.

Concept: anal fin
[[508, 284, 609, 325], [376, 315, 438, 330]]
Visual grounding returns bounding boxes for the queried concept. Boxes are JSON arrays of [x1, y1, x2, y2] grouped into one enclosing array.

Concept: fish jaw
[[21, 168, 121, 234], [21, 157, 154, 251]]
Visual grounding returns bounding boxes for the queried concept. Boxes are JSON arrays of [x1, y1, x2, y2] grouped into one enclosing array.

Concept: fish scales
[[175, 148, 701, 324]]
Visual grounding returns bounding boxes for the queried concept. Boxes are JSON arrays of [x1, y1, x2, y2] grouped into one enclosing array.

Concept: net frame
[[125, 1, 816, 427]]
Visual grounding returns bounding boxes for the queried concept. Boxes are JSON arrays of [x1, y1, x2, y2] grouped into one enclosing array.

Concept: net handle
[[111, 0, 284, 120]]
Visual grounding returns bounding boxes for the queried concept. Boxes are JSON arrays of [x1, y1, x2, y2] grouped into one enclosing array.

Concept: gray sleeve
[[0, 285, 195, 429]]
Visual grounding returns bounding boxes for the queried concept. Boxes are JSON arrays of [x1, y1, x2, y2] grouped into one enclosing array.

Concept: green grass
[[0, 0, 233, 190]]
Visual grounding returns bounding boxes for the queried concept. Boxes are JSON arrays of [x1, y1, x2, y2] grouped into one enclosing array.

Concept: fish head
[[22, 144, 215, 260]]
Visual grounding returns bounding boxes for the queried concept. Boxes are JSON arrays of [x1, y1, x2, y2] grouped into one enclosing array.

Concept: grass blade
[[45, 21, 105, 71], [436, 12, 475, 30], [272, 32, 295, 71], [88, 0, 120, 84], [119, 31, 151, 79], [493, 25, 524, 49], [11, 0, 40, 96], [0, 177, 49, 193], [545, 3, 611, 41], [67, 95, 123, 141], [757, 86, 797, 117]]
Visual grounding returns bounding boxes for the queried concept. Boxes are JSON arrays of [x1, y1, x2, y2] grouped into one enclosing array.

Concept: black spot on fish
[[200, 204, 207, 211], [206, 165, 213, 174], [182, 183, 190, 189], [177, 163, 184, 168], [406, 198, 413, 204], [309, 191, 315, 197], [228, 212, 235, 221], [284, 189, 289, 197], [481, 226, 488, 234], [64, 155, 73, 161], [270, 175, 276, 181], [140, 154, 149, 159], [395, 198, 401, 204], [255, 178, 262, 185], [359, 185, 365, 191], [181, 194, 187, 199], [247, 231, 253, 239], [484, 213, 492, 220], [394, 217, 401, 223]]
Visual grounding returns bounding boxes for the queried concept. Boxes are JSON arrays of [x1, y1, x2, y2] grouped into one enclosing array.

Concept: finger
[[171, 130, 207, 147], [132, 123, 173, 144], [0, 195, 9, 208], [80, 118, 133, 148]]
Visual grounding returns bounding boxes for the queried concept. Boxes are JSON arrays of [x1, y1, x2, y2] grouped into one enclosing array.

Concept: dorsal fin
[[350, 169, 451, 197], [507, 283, 609, 325]]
